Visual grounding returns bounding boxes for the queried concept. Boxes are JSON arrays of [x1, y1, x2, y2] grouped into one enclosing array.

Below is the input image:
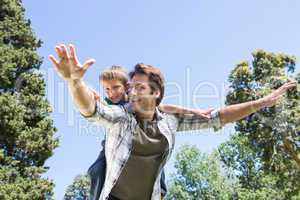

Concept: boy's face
[[101, 79, 127, 104]]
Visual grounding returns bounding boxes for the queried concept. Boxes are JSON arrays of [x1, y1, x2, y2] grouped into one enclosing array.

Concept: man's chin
[[130, 104, 154, 116], [130, 102, 139, 111]]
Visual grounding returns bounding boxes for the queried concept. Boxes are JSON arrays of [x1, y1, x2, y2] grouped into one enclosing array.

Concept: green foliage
[[0, 0, 58, 199], [64, 174, 91, 200], [166, 144, 291, 200], [167, 50, 299, 200], [165, 145, 239, 200], [222, 49, 300, 199], [218, 135, 287, 200]]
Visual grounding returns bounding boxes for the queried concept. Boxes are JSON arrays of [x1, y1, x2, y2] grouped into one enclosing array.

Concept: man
[[49, 44, 296, 200]]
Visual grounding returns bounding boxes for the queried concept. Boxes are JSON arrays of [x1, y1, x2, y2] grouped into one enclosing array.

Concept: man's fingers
[[82, 59, 96, 71], [283, 81, 296, 89], [277, 82, 297, 96], [274, 81, 296, 96], [286, 81, 297, 89], [69, 44, 79, 65], [273, 94, 283, 103]]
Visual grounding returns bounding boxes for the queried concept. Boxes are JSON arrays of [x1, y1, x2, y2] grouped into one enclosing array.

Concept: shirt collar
[[127, 105, 163, 121], [155, 107, 164, 121], [104, 97, 127, 106]]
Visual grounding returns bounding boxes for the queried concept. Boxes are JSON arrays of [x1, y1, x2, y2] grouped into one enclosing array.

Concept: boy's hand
[[192, 108, 215, 119], [48, 44, 95, 82], [90, 88, 100, 101]]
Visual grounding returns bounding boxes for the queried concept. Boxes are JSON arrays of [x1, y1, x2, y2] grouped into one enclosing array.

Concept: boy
[[87, 65, 213, 200]]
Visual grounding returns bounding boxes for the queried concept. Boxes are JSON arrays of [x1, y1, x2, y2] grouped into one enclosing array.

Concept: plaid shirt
[[82, 99, 222, 200]]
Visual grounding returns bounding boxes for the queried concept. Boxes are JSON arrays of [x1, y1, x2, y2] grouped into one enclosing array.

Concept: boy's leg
[[160, 168, 167, 198], [108, 194, 121, 200], [87, 140, 106, 200]]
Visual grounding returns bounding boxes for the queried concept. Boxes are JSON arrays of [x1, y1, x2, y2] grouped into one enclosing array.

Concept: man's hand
[[219, 80, 297, 126], [256, 80, 297, 108], [48, 44, 95, 82]]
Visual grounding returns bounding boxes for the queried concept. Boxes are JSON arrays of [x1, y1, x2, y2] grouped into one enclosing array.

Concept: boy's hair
[[99, 65, 128, 85], [129, 63, 165, 106]]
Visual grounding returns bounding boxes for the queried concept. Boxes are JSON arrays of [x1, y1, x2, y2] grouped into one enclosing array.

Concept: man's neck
[[135, 107, 156, 122]]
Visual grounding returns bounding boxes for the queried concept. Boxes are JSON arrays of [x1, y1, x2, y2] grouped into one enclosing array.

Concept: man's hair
[[129, 63, 165, 105], [99, 65, 128, 85]]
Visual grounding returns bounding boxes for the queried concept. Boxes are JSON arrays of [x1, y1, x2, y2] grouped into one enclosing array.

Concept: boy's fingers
[[90, 89, 100, 100], [55, 46, 64, 59], [59, 44, 66, 58], [61, 44, 70, 59], [48, 56, 61, 75], [49, 55, 59, 67], [69, 44, 80, 65], [207, 108, 214, 112]]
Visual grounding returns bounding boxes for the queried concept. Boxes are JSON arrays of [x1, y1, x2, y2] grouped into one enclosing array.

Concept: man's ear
[[154, 90, 161, 99]]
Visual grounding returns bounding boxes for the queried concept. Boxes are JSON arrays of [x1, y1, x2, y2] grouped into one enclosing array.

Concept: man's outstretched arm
[[176, 80, 297, 132], [218, 80, 297, 126], [159, 104, 214, 118]]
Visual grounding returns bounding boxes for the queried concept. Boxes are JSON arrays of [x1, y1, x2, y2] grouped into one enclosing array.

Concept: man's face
[[102, 79, 127, 104], [129, 74, 160, 114]]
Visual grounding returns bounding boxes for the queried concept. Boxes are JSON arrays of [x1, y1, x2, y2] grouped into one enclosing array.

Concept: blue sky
[[22, 0, 300, 199]]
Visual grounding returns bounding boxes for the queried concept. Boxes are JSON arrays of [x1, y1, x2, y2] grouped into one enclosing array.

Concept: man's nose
[[129, 87, 138, 96]]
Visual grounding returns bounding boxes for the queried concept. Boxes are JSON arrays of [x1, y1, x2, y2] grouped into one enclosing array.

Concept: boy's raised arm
[[68, 79, 96, 117], [48, 43, 97, 117]]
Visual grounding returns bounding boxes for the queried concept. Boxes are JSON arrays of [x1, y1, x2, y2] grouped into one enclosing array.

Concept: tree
[[64, 174, 91, 200], [221, 49, 300, 199], [0, 0, 58, 199], [166, 144, 292, 200], [165, 145, 240, 200], [218, 135, 286, 200]]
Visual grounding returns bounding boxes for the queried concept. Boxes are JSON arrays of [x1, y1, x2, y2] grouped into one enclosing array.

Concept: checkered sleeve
[[175, 109, 222, 132], [80, 99, 126, 128]]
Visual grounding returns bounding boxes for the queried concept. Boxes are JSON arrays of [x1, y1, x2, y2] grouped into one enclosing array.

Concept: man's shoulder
[[157, 110, 179, 125]]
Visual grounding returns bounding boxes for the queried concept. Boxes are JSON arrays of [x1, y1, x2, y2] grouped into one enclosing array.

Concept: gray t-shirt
[[110, 115, 168, 200]]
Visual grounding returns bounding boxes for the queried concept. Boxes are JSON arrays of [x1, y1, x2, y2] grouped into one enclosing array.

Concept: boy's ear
[[125, 82, 130, 91]]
